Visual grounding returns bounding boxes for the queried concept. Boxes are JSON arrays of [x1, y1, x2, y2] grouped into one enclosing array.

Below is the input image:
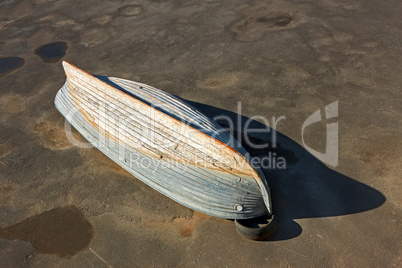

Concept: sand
[[0, 0, 401, 266]]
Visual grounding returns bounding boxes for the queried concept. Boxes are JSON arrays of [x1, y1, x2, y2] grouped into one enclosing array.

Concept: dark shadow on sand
[[183, 99, 386, 241]]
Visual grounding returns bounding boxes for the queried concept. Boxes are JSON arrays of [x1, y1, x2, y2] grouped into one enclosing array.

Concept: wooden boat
[[55, 61, 275, 239]]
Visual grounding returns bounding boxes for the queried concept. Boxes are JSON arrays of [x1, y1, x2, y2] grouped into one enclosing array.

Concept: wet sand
[[0, 0, 401, 267]]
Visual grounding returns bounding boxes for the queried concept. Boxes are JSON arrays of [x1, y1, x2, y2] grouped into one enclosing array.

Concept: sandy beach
[[0, 0, 401, 266]]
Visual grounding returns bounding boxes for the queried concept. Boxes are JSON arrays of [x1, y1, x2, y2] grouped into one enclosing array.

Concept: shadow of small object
[[183, 99, 386, 241]]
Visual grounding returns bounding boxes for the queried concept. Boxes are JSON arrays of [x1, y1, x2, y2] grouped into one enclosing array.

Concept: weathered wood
[[55, 61, 272, 219]]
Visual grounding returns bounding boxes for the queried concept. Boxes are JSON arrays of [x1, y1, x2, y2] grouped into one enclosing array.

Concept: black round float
[[235, 214, 276, 240]]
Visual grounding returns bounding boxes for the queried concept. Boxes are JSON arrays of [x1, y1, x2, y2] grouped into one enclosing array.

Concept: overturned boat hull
[[55, 61, 272, 220]]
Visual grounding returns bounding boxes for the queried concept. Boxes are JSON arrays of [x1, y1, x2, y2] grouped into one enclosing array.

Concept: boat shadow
[[183, 99, 386, 241]]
